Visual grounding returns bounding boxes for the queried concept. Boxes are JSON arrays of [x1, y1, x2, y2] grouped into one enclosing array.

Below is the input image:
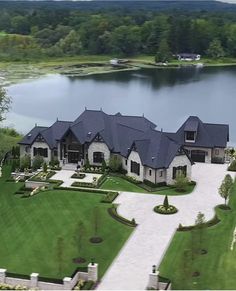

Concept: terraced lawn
[[159, 183, 236, 289], [0, 167, 133, 279]]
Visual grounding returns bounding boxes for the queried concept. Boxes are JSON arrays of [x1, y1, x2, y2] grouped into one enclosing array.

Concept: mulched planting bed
[[154, 205, 178, 215], [89, 237, 103, 244]]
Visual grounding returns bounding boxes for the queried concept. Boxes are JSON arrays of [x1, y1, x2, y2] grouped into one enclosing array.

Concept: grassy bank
[[0, 128, 21, 160], [159, 183, 236, 289]]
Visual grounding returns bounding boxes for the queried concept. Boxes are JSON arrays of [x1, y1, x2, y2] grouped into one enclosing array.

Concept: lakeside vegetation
[[1, 2, 236, 64]]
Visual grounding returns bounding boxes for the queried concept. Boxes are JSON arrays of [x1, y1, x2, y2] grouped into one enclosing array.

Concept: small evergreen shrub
[[20, 155, 31, 171], [228, 159, 236, 171], [163, 195, 169, 210]]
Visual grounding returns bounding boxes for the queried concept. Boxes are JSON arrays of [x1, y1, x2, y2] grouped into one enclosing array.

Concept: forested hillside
[[0, 1, 236, 60]]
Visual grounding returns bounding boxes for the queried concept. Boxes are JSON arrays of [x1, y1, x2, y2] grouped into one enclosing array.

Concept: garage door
[[191, 150, 206, 162]]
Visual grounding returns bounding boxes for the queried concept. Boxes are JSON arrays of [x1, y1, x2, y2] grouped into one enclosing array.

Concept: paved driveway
[[97, 163, 234, 290]]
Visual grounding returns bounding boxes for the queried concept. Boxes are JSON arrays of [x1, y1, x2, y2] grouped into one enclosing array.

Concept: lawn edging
[[108, 205, 137, 227]]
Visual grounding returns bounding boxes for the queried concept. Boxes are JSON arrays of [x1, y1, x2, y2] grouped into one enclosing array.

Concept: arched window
[[93, 152, 104, 163]]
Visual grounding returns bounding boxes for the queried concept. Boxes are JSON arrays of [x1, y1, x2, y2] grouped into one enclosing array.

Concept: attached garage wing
[[191, 150, 206, 163]]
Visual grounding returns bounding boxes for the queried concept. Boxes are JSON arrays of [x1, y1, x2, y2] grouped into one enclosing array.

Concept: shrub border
[[108, 205, 137, 227]]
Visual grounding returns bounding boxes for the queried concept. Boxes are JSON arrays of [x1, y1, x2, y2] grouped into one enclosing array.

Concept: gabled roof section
[[18, 126, 48, 145], [128, 129, 184, 169], [168, 116, 229, 148]]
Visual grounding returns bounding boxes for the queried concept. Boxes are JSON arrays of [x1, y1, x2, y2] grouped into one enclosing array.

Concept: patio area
[[50, 170, 102, 187]]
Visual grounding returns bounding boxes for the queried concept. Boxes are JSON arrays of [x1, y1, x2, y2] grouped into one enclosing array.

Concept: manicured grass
[[0, 166, 132, 279], [100, 176, 146, 193], [159, 183, 236, 289], [100, 175, 195, 195]]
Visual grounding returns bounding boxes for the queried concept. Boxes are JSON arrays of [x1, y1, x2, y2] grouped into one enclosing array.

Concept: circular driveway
[[97, 163, 235, 290]]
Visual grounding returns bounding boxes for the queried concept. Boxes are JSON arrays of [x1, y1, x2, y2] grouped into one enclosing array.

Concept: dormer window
[[185, 131, 196, 142]]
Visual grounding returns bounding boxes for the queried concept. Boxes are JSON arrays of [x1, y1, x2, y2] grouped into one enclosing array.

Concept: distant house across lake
[[177, 53, 201, 61]]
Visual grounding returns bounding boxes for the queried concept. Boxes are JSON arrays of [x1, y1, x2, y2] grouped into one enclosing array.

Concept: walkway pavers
[[97, 163, 234, 290]]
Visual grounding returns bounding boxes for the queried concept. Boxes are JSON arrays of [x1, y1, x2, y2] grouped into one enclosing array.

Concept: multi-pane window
[[93, 152, 104, 163], [172, 165, 187, 179], [33, 147, 48, 157], [131, 161, 140, 176]]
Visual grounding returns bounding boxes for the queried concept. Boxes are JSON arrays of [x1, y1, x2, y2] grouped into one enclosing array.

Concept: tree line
[[1, 4, 236, 60]]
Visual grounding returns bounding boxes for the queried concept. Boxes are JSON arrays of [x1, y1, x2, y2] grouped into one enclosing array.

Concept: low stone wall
[[25, 180, 49, 189], [0, 263, 98, 290]]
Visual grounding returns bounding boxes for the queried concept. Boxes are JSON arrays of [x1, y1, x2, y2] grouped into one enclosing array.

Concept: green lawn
[[159, 183, 236, 289], [0, 166, 132, 279], [100, 175, 195, 195]]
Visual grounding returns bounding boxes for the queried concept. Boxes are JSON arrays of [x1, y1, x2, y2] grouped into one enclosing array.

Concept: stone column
[[30, 273, 39, 288], [63, 277, 72, 290], [0, 269, 6, 283], [88, 263, 98, 282], [147, 266, 159, 290]]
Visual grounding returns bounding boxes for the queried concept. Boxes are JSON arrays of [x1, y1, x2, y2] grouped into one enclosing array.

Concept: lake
[[4, 66, 236, 145]]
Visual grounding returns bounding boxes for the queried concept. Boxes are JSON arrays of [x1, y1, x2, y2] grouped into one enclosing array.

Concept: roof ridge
[[117, 122, 146, 133]]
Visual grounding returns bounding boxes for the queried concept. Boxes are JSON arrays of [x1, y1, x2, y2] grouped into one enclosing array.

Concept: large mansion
[[19, 110, 229, 185]]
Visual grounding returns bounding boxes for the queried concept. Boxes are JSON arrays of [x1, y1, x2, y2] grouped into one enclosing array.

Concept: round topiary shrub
[[154, 204, 178, 215]]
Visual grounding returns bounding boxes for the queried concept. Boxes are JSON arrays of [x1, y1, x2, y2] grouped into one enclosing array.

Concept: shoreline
[[1, 56, 236, 86]]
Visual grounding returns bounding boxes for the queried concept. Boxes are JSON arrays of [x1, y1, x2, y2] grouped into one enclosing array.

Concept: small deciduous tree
[[207, 38, 225, 59], [0, 87, 11, 123], [195, 212, 205, 253], [219, 174, 233, 205], [109, 155, 122, 172], [174, 173, 189, 192], [56, 237, 65, 277], [74, 221, 86, 261]]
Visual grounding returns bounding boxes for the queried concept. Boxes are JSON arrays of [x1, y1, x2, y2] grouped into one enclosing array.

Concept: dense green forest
[[1, 1, 236, 60]]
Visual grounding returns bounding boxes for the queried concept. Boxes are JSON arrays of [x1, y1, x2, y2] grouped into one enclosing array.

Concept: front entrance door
[[68, 151, 80, 163]]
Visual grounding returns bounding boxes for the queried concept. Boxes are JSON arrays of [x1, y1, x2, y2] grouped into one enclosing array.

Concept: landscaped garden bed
[[154, 195, 178, 215], [28, 170, 56, 182], [71, 173, 86, 179]]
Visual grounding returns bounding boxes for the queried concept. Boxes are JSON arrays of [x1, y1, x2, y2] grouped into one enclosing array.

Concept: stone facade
[[88, 142, 110, 165], [127, 150, 144, 181], [212, 147, 225, 163], [166, 154, 192, 185], [30, 141, 51, 163]]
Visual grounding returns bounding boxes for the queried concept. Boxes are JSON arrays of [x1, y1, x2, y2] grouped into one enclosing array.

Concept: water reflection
[[4, 66, 236, 144]]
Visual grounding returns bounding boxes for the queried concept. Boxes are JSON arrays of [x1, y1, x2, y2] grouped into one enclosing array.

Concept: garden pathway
[[97, 163, 235, 290]]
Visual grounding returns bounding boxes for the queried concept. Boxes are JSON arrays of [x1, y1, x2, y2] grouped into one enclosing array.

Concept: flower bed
[[154, 204, 178, 215], [71, 173, 86, 179], [29, 171, 56, 182]]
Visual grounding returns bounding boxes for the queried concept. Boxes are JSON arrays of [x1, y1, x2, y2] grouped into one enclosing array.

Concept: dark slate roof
[[18, 121, 72, 149], [18, 126, 48, 145], [167, 116, 229, 148], [19, 111, 229, 168], [130, 129, 185, 169]]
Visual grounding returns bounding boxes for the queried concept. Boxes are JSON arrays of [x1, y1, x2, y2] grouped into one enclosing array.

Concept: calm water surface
[[5, 66, 236, 144]]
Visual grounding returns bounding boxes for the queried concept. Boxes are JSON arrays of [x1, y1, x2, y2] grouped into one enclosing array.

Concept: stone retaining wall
[[0, 263, 98, 290]]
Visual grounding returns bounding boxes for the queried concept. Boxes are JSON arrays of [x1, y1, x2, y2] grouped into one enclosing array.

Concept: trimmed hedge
[[108, 206, 137, 227], [177, 214, 220, 231], [28, 171, 56, 182], [143, 179, 167, 188], [154, 205, 178, 215], [54, 186, 108, 195], [72, 173, 107, 188], [101, 192, 119, 203], [81, 281, 95, 290]]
